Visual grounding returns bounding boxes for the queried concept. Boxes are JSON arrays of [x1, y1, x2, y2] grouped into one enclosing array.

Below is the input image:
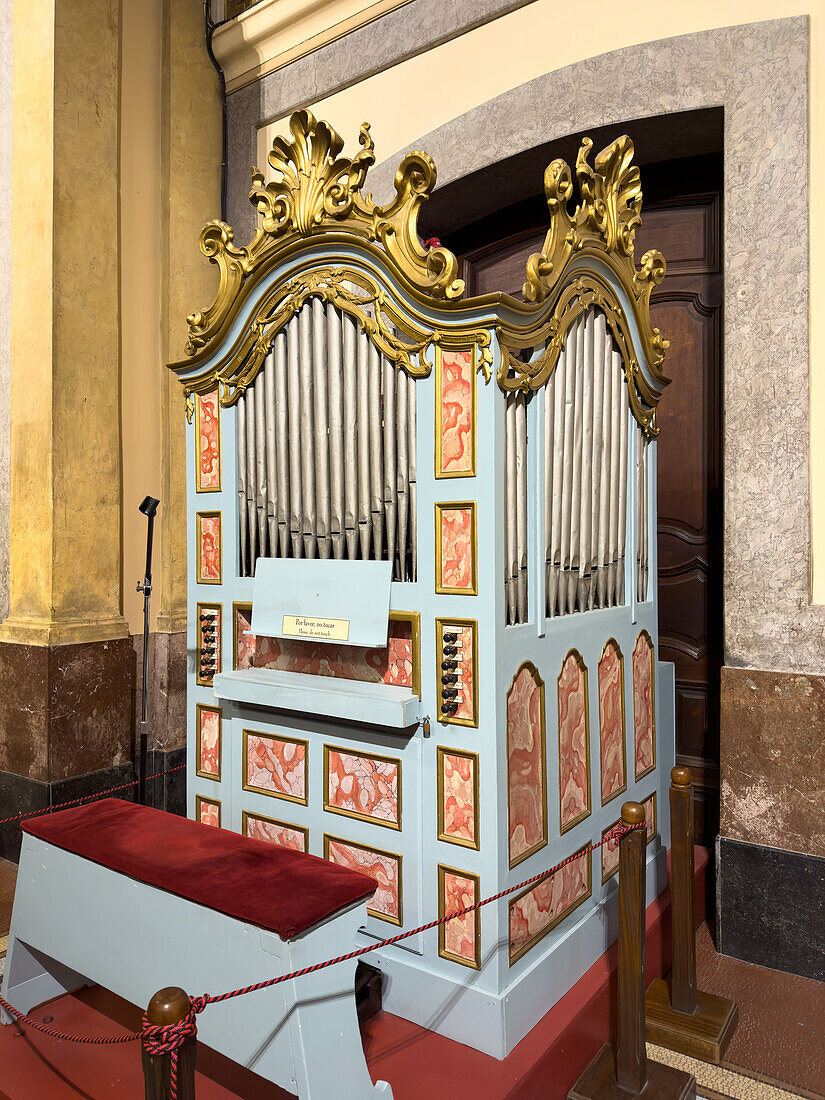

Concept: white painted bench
[[1, 798, 391, 1099]]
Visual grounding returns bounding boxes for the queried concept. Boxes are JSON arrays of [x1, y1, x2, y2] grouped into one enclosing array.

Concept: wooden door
[[635, 196, 722, 843], [457, 186, 723, 843]]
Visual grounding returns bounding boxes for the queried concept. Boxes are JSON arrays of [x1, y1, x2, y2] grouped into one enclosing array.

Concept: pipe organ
[[171, 112, 676, 1059]]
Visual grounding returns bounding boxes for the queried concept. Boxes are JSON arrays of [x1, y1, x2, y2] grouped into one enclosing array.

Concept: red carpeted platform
[[23, 798, 376, 940], [0, 848, 708, 1099]]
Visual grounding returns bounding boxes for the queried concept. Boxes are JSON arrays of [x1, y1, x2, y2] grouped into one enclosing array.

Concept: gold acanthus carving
[[179, 266, 493, 419], [510, 136, 669, 402], [184, 110, 464, 357]]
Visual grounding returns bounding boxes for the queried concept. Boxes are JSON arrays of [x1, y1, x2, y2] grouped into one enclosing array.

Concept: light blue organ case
[[172, 112, 676, 1059]]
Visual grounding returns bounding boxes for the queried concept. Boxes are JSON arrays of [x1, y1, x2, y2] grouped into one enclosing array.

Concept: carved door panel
[[459, 191, 723, 842], [635, 196, 722, 843]]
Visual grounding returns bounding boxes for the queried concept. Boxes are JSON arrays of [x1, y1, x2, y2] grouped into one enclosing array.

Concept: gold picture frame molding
[[438, 864, 481, 971], [323, 743, 402, 831], [242, 728, 309, 806], [506, 660, 549, 869], [436, 745, 480, 851]]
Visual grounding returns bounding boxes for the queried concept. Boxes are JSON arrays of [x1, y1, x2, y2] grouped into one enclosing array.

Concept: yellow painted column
[[155, 0, 222, 637], [1, 0, 128, 646]]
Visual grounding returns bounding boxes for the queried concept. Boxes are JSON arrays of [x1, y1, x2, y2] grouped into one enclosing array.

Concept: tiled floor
[[695, 922, 825, 1097]]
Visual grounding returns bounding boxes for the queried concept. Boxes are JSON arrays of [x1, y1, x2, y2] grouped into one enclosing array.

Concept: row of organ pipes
[[238, 301, 648, 621], [504, 309, 650, 626], [237, 298, 417, 580]]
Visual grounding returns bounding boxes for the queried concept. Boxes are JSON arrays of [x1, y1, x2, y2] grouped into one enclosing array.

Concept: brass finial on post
[[645, 767, 739, 1063], [569, 803, 696, 1099], [141, 986, 197, 1100]]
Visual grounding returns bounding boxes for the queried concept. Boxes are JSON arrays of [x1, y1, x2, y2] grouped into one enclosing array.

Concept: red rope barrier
[[0, 765, 185, 826], [0, 820, 641, 1100], [0, 993, 137, 1045]]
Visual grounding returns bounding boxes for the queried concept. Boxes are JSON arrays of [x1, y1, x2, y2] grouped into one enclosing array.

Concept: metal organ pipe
[[533, 307, 646, 622], [237, 301, 417, 580]]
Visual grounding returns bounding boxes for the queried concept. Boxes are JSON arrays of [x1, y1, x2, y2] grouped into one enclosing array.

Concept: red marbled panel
[[601, 821, 621, 881], [198, 799, 220, 829], [438, 506, 474, 591], [439, 750, 477, 846], [326, 839, 400, 924], [507, 664, 546, 864], [326, 749, 399, 827], [197, 390, 220, 491], [198, 514, 221, 582], [509, 847, 590, 962], [441, 870, 477, 965], [633, 632, 655, 778], [197, 706, 220, 778], [558, 652, 590, 831], [235, 606, 414, 688], [245, 732, 306, 802], [598, 642, 625, 803], [642, 793, 657, 842], [439, 349, 474, 475], [245, 814, 306, 853]]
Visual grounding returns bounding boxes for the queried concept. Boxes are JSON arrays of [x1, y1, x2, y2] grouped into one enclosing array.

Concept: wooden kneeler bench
[[1, 799, 392, 1099]]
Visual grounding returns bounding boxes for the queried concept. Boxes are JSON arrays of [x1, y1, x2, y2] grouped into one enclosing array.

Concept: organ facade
[[170, 111, 675, 1057]]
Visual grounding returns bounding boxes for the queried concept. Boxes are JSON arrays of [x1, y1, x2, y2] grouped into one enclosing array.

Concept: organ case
[[170, 112, 676, 1059]]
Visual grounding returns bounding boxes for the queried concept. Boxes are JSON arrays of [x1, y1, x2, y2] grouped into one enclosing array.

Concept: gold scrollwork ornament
[[184, 110, 464, 358]]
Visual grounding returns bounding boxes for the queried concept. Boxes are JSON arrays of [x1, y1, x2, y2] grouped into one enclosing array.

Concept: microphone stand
[[136, 496, 160, 805]]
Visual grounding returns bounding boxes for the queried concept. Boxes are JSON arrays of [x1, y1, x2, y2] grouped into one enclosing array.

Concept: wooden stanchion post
[[646, 767, 738, 1063], [569, 802, 696, 1100], [141, 987, 197, 1100]]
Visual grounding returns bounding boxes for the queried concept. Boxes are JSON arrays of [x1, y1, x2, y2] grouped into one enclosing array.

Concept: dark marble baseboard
[[0, 749, 187, 862], [717, 836, 825, 981]]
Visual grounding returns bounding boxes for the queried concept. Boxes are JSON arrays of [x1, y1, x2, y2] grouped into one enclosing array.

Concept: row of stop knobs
[[441, 632, 462, 716], [199, 612, 219, 681]]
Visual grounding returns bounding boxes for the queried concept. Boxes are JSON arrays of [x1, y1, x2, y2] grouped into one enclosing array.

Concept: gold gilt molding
[[183, 109, 464, 359], [178, 265, 493, 418], [498, 136, 669, 436]]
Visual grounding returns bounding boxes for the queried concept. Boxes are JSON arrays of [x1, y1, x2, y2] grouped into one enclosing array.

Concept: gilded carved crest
[[174, 117, 668, 435], [498, 136, 670, 434], [185, 110, 464, 357]]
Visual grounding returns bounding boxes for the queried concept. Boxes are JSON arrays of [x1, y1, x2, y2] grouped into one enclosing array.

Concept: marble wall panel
[[436, 348, 475, 476], [197, 512, 222, 584], [196, 390, 221, 492], [507, 662, 546, 866], [598, 640, 626, 804], [196, 795, 220, 828], [508, 845, 591, 963], [439, 865, 480, 968], [325, 746, 400, 829], [558, 651, 590, 833], [196, 703, 221, 780], [601, 820, 620, 882], [632, 631, 655, 780], [325, 836, 401, 924], [243, 811, 307, 853], [436, 503, 477, 593], [437, 748, 478, 849], [721, 667, 825, 859], [244, 730, 307, 804]]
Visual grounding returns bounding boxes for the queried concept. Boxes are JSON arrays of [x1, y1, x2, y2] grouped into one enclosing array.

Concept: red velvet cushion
[[22, 799, 376, 939]]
